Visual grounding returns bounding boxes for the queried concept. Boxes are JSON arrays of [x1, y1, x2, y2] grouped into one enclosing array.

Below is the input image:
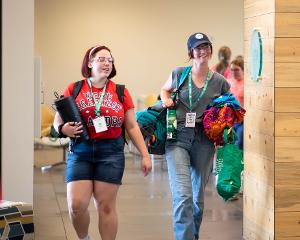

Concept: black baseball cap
[[187, 32, 212, 51]]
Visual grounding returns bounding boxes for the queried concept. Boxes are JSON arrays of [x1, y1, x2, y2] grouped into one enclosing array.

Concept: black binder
[[53, 95, 90, 140]]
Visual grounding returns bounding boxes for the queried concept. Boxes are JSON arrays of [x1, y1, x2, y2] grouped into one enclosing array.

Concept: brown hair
[[231, 55, 244, 71], [215, 46, 231, 74], [81, 45, 117, 78]]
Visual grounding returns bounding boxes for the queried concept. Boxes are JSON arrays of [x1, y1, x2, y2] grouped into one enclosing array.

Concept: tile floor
[[33, 152, 243, 240]]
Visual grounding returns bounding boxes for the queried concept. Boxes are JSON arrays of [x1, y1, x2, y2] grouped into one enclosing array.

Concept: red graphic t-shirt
[[63, 79, 134, 140]]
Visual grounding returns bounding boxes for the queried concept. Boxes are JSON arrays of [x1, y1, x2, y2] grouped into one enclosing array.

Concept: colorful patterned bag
[[203, 93, 245, 146]]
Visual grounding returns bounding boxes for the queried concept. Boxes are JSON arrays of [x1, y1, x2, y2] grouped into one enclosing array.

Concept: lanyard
[[87, 77, 108, 117], [188, 70, 211, 112]]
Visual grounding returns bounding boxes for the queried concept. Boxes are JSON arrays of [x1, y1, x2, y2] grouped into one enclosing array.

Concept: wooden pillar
[[244, 0, 275, 239], [244, 0, 300, 239], [274, 0, 300, 239]]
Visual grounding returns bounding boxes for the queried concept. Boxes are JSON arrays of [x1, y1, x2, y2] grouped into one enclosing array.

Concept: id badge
[[185, 112, 196, 128], [93, 116, 108, 133]]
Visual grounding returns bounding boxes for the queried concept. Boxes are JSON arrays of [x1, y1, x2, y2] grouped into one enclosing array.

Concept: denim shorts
[[66, 136, 125, 184]]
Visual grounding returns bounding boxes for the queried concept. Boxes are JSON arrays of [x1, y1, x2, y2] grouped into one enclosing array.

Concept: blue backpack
[[136, 66, 191, 155]]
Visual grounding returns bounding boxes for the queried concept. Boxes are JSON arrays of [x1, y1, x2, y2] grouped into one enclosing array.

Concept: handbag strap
[[223, 127, 237, 144], [152, 66, 192, 119], [171, 66, 192, 102], [176, 66, 192, 90]]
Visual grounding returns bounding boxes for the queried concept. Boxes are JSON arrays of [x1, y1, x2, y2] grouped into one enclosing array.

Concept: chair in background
[[145, 94, 159, 108], [40, 104, 54, 137], [34, 104, 69, 169], [136, 93, 160, 111]]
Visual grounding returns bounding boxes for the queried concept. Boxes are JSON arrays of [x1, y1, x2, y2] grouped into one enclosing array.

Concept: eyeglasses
[[231, 68, 241, 72], [194, 43, 210, 51], [93, 56, 114, 63]]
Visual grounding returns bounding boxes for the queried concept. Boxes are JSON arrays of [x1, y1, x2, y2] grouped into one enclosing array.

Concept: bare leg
[[67, 180, 93, 239], [93, 181, 119, 240]]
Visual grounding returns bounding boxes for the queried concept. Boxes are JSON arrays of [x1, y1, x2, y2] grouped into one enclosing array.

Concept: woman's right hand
[[61, 122, 83, 138], [141, 155, 152, 176], [162, 98, 174, 108]]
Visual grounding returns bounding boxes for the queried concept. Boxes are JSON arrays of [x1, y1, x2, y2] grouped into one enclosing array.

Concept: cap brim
[[191, 40, 211, 49]]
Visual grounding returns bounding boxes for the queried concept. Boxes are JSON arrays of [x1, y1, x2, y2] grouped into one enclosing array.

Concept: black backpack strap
[[116, 84, 125, 103], [72, 80, 84, 99], [73, 81, 123, 101], [116, 84, 128, 145]]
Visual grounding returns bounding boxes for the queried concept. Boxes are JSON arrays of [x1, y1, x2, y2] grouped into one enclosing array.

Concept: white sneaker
[[80, 236, 93, 240]]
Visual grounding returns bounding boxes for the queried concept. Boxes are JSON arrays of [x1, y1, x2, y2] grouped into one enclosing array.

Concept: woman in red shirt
[[228, 55, 244, 150], [53, 45, 152, 240], [228, 55, 244, 107]]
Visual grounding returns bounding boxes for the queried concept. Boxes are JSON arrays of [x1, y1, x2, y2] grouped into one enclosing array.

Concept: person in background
[[160, 32, 230, 240], [53, 45, 152, 240], [211, 46, 232, 79], [228, 55, 244, 150], [226, 55, 244, 201]]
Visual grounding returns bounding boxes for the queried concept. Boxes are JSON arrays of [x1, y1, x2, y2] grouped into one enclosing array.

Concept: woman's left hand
[[141, 156, 152, 176]]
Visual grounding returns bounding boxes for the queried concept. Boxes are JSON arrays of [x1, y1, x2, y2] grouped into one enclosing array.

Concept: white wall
[[35, 0, 244, 106], [2, 0, 34, 203]]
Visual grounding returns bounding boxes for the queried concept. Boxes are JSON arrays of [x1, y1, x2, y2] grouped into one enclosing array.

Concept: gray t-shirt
[[171, 66, 230, 124]]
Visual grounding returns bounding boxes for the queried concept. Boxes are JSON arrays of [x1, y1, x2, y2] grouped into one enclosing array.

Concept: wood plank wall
[[275, 0, 300, 239], [244, 0, 275, 239]]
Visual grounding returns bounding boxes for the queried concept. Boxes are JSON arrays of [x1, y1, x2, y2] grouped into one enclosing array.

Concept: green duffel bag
[[215, 128, 244, 201]]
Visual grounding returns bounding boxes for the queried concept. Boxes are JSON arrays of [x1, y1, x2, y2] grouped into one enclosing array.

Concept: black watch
[[57, 123, 67, 138]]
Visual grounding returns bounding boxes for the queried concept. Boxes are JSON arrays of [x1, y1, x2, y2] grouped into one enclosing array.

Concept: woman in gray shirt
[[160, 32, 230, 240]]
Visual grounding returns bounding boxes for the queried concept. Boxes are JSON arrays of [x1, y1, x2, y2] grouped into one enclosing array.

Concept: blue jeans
[[165, 124, 215, 240], [233, 122, 244, 150]]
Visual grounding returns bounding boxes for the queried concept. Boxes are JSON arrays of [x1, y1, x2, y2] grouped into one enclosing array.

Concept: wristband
[[57, 123, 67, 138]]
